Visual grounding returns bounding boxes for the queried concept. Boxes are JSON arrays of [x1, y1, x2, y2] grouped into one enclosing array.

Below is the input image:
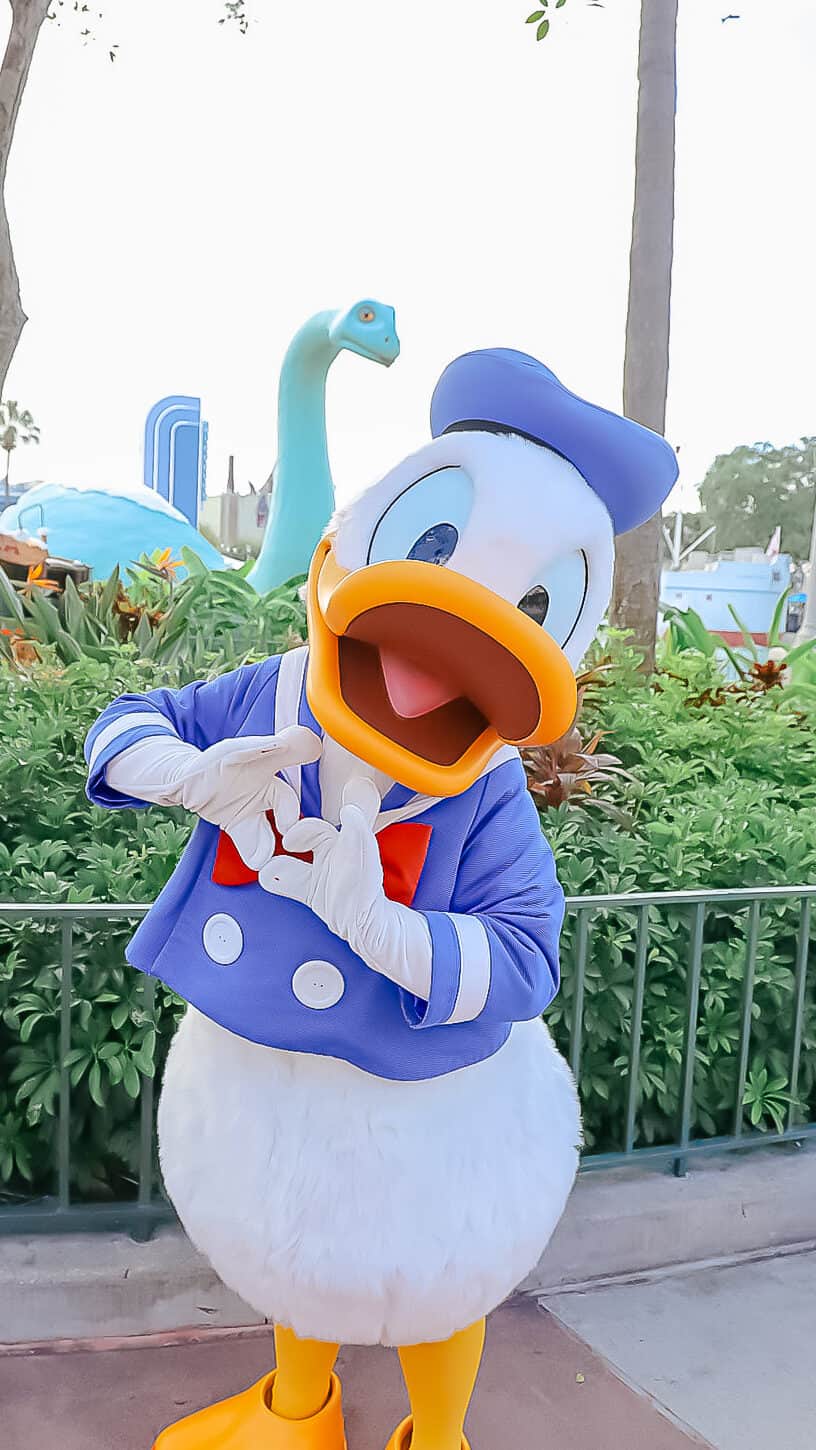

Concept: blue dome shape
[[0, 481, 223, 578], [430, 348, 679, 535]]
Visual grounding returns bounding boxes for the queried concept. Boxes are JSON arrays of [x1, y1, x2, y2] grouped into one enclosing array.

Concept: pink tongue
[[379, 647, 461, 719]]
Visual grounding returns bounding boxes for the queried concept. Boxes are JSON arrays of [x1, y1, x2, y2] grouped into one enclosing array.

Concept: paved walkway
[[544, 1247, 816, 1450], [2, 1299, 708, 1450]]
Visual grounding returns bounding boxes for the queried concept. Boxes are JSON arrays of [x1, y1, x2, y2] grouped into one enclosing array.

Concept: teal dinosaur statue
[[247, 300, 400, 592]]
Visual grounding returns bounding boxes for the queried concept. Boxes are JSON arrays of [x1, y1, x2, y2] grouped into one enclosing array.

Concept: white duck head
[[305, 349, 678, 797]]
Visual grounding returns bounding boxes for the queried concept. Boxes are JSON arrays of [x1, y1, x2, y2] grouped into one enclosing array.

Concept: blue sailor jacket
[[85, 647, 564, 1081]]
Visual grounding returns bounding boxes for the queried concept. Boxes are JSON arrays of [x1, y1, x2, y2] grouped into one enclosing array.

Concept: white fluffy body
[[158, 1009, 580, 1347]]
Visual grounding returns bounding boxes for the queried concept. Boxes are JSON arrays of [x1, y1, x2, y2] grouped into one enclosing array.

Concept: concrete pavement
[[543, 1247, 816, 1450], [1, 1300, 710, 1450]]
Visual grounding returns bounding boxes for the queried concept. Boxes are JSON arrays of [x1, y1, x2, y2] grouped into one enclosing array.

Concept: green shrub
[[0, 555, 307, 672], [0, 578, 307, 1205], [542, 644, 816, 1150], [660, 591, 816, 698], [0, 624, 814, 1202]]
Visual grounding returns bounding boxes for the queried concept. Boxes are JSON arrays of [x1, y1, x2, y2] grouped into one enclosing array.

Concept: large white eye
[[518, 551, 588, 648], [367, 467, 474, 567]]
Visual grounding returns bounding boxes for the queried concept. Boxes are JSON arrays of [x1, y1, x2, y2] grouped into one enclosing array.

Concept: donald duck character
[[85, 348, 677, 1450]]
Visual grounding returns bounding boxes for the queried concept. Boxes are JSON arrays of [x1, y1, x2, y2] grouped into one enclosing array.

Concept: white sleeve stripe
[[87, 711, 177, 772], [446, 914, 491, 1023], [274, 645, 308, 797]]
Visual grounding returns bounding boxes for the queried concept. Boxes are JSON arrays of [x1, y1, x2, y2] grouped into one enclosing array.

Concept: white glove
[[258, 776, 432, 998], [105, 726, 322, 870]]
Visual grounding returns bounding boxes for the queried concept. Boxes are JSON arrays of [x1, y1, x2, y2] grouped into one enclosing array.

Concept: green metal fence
[[0, 886, 814, 1239]]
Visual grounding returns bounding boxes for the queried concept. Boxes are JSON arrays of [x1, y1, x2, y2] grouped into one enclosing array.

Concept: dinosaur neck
[[277, 312, 339, 516], [248, 312, 340, 592]]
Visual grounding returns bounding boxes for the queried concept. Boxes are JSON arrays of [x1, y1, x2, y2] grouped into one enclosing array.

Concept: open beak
[[306, 538, 577, 797]]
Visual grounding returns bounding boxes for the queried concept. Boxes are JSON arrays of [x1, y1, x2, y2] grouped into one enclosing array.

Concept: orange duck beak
[[305, 537, 577, 798]]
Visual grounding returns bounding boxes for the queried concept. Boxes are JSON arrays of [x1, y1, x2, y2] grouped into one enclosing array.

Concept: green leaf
[[106, 1055, 124, 1085], [131, 1047, 155, 1077], [180, 547, 209, 578], [122, 1060, 141, 1098], [88, 1061, 105, 1107], [54, 627, 83, 665], [785, 636, 816, 664], [726, 603, 758, 660], [536, 17, 550, 38], [766, 1100, 786, 1133], [767, 588, 790, 649], [19, 1013, 44, 1042], [133, 610, 153, 655], [712, 636, 747, 676], [19, 586, 54, 635], [0, 565, 24, 621], [26, 1070, 60, 1115], [62, 574, 87, 641], [660, 604, 717, 657], [526, 8, 546, 18], [98, 565, 121, 621], [14, 1142, 33, 1182]]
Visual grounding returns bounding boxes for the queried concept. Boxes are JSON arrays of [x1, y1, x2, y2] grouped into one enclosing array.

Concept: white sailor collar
[[275, 644, 519, 831]]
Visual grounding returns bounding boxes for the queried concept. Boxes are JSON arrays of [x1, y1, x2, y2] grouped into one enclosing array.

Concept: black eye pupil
[[407, 522, 458, 566], [518, 585, 550, 625]]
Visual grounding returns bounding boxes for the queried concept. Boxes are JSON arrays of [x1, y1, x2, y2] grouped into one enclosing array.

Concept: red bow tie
[[212, 813, 432, 908]]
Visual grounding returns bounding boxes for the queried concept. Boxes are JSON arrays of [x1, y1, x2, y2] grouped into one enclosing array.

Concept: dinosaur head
[[329, 300, 400, 368], [305, 349, 678, 798]]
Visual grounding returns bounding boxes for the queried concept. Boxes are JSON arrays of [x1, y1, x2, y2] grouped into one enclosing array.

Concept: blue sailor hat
[[430, 347, 679, 535]]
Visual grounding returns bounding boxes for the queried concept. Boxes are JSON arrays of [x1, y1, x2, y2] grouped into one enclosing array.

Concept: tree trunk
[[0, 0, 50, 403], [796, 477, 816, 642], [609, 0, 678, 670]]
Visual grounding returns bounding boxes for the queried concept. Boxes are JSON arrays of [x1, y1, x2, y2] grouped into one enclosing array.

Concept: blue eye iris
[[407, 523, 459, 565], [367, 467, 474, 566]]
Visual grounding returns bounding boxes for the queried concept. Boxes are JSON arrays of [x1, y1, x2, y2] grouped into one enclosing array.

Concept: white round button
[[291, 960, 345, 1011], [202, 913, 243, 965]]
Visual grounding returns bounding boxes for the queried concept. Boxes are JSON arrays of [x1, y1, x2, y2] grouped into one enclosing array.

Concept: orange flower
[[154, 547, 182, 579], [24, 562, 61, 592]]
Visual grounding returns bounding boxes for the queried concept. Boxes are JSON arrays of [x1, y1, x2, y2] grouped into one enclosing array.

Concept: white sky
[[4, 0, 815, 513]]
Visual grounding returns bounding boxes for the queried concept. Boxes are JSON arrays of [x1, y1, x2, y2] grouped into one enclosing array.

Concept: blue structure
[[144, 395, 208, 528], [0, 481, 223, 580], [662, 555, 792, 641]]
